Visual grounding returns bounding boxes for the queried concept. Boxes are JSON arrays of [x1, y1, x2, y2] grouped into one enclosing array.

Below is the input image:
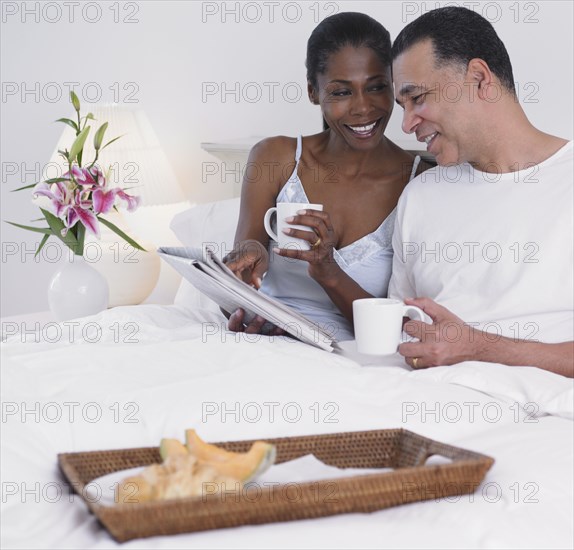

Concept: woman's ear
[[307, 82, 319, 104]]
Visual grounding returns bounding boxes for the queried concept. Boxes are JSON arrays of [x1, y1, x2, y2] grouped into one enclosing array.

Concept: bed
[[1, 199, 573, 549]]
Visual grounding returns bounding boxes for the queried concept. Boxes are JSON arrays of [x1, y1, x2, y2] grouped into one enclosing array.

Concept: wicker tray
[[58, 428, 494, 542]]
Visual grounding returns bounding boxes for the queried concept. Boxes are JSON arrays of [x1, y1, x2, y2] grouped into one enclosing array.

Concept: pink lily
[[60, 202, 100, 238], [92, 188, 116, 215], [34, 181, 72, 218], [73, 207, 100, 237], [33, 181, 101, 238], [116, 189, 141, 212], [68, 165, 105, 188]]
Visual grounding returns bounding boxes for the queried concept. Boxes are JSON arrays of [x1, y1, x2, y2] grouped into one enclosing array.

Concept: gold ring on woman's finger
[[311, 237, 322, 249], [412, 357, 419, 368]]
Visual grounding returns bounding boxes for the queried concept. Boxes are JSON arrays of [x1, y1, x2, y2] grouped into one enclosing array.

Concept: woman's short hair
[[306, 12, 392, 90]]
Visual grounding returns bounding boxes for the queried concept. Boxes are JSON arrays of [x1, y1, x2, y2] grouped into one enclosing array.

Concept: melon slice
[[185, 429, 240, 462], [116, 431, 277, 504], [159, 438, 188, 461], [185, 429, 276, 482]]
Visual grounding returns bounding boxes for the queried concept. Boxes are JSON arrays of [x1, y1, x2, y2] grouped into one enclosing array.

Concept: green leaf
[[35, 234, 50, 257], [69, 126, 90, 164], [93, 122, 108, 151], [81, 112, 95, 131], [101, 134, 123, 151], [40, 208, 81, 254], [44, 177, 71, 184], [75, 223, 86, 254], [97, 216, 147, 251], [40, 208, 68, 235], [11, 183, 39, 192], [70, 90, 81, 112], [5, 221, 53, 235], [55, 118, 79, 132]]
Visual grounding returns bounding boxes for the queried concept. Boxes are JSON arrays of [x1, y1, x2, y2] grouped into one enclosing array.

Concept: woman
[[224, 12, 430, 341]]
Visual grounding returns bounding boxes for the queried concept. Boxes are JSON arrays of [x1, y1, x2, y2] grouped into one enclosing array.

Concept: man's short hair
[[391, 7, 516, 94]]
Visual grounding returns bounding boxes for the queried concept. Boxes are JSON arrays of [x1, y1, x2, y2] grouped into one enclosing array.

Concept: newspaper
[[158, 246, 337, 352]]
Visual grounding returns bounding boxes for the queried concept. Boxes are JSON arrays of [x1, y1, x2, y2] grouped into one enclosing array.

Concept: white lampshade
[[44, 105, 186, 307], [45, 105, 185, 206]]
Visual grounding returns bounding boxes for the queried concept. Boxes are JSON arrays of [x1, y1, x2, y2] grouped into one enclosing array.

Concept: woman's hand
[[223, 239, 269, 289], [273, 209, 342, 286], [228, 308, 287, 336]]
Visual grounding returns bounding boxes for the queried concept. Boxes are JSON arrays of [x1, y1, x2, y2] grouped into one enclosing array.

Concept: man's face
[[393, 40, 476, 166]]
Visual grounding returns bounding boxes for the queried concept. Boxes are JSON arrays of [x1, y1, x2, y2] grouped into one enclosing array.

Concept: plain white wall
[[1, 0, 573, 316]]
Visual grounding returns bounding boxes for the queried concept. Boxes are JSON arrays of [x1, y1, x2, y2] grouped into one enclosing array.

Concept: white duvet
[[1, 305, 573, 549]]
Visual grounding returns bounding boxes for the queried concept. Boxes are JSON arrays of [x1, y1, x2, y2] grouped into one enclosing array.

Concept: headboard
[[201, 137, 435, 197]]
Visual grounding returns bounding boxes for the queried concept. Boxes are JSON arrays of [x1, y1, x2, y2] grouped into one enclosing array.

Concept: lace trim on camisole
[[276, 135, 421, 267]]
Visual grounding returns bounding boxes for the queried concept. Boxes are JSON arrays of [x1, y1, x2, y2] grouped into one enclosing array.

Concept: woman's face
[[312, 46, 394, 150]]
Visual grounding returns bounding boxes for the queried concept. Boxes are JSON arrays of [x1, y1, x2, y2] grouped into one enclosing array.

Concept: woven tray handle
[[414, 440, 470, 467]]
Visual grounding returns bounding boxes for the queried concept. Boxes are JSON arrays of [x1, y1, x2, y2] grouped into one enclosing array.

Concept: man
[[389, 7, 573, 377]]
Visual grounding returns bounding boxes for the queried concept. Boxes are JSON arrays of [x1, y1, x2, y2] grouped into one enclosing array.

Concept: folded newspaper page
[[158, 246, 337, 352]]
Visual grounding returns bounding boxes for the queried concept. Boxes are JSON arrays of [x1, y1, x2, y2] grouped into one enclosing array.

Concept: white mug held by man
[[353, 298, 425, 356]]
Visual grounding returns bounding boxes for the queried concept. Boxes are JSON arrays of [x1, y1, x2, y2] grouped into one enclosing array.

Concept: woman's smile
[[344, 117, 384, 139]]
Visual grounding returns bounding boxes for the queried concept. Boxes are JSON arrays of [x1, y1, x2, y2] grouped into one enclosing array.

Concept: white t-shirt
[[389, 141, 573, 344]]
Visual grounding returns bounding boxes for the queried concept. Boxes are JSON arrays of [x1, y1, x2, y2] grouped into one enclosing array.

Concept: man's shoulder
[[543, 139, 573, 167], [402, 163, 474, 193]]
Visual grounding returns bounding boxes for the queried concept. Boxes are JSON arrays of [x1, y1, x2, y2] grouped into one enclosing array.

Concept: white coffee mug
[[264, 202, 323, 250], [353, 298, 425, 355]]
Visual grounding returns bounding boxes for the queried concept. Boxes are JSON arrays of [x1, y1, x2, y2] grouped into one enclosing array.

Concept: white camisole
[[260, 135, 421, 341]]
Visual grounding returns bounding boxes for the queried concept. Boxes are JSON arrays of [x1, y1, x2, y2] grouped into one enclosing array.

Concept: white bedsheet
[[1, 305, 572, 549]]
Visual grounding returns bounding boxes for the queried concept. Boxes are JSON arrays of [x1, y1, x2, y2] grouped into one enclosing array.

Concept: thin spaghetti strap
[[295, 135, 303, 164], [284, 135, 303, 186], [409, 155, 421, 181]]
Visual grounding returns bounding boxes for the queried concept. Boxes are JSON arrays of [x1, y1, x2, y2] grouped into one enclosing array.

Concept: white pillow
[[170, 197, 240, 310]]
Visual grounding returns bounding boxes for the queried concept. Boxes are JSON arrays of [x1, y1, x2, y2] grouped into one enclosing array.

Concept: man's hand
[[399, 297, 479, 368], [398, 297, 574, 377]]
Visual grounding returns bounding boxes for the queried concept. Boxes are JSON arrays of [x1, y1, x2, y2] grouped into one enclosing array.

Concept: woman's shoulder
[[251, 132, 329, 158], [249, 135, 299, 163], [243, 136, 301, 192]]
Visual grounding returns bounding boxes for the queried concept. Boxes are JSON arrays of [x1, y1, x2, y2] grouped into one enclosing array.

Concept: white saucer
[[335, 340, 405, 367]]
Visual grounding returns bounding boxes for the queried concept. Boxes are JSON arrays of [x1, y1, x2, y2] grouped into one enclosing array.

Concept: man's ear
[[466, 58, 498, 100], [307, 82, 319, 104]]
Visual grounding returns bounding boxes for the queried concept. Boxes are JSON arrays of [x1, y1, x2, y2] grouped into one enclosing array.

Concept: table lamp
[[46, 105, 186, 306]]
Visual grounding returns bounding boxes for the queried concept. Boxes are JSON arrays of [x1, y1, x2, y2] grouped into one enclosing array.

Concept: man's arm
[[398, 297, 574, 378], [387, 194, 417, 303]]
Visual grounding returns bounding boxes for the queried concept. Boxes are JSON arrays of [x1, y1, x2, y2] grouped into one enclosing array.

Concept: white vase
[[48, 252, 110, 321]]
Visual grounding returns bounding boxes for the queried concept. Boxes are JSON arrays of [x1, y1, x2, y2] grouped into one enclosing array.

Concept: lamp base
[[83, 237, 160, 307]]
